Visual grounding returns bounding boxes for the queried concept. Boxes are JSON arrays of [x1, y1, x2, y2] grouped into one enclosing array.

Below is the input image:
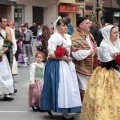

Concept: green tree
[[116, 0, 120, 5], [93, 7, 105, 12]]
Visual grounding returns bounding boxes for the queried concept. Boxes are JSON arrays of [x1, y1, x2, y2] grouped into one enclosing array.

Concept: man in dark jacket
[[89, 20, 101, 46], [29, 22, 37, 38]]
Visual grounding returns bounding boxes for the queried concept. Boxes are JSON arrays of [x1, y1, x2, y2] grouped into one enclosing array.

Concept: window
[[33, 7, 43, 25], [14, 5, 25, 29], [76, 0, 84, 2]]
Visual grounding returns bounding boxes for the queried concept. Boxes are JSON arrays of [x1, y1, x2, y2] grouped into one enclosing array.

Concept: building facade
[[56, 0, 86, 26], [0, 0, 57, 28], [0, 0, 86, 27], [12, 0, 57, 28], [84, 0, 120, 24], [0, 0, 16, 23], [0, 0, 119, 28]]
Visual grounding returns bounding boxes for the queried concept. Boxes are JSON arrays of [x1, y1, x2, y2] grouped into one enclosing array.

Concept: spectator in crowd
[[9, 21, 23, 64], [37, 24, 51, 62], [37, 24, 42, 37], [21, 23, 33, 67], [29, 22, 37, 38], [105, 22, 109, 26], [94, 23, 101, 30], [9, 21, 23, 94], [89, 20, 101, 46], [49, 26, 54, 34], [66, 17, 74, 35]]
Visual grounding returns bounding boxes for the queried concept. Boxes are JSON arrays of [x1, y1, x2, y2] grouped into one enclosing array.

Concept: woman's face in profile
[[57, 22, 68, 34], [110, 27, 119, 42]]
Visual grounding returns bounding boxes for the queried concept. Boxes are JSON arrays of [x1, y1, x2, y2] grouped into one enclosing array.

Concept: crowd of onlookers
[[8, 18, 120, 68]]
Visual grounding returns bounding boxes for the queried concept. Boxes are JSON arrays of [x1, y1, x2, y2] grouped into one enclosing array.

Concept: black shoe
[[31, 106, 39, 111], [14, 89, 17, 93], [47, 110, 52, 116], [3, 96, 14, 101], [62, 116, 74, 120], [27, 62, 30, 66]]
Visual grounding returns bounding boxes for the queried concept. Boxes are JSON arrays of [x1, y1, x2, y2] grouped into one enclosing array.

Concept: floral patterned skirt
[[81, 66, 120, 120]]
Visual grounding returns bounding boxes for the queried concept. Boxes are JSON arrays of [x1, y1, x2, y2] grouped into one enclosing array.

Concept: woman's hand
[[113, 53, 117, 58], [66, 56, 72, 62], [90, 48, 95, 56], [94, 47, 99, 54], [63, 56, 72, 62]]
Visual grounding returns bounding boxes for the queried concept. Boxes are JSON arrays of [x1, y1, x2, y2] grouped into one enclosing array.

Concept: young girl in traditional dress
[[29, 51, 45, 111]]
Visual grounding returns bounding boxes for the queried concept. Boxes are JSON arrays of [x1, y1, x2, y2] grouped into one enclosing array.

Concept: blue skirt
[[40, 59, 81, 113]]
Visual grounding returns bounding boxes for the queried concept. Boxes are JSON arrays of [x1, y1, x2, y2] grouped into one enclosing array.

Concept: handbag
[[12, 56, 18, 75]]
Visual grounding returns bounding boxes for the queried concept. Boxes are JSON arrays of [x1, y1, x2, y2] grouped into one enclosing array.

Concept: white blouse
[[30, 62, 44, 84], [98, 41, 119, 62], [48, 32, 71, 55]]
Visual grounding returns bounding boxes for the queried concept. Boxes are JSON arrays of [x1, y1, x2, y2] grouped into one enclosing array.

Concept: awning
[[0, 0, 16, 6]]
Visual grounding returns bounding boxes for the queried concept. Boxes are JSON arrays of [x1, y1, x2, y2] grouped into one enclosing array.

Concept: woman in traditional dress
[[36, 24, 51, 62], [40, 18, 82, 120], [81, 25, 120, 120]]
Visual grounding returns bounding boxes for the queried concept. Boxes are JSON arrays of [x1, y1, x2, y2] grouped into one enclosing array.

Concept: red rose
[[55, 46, 67, 58], [115, 54, 120, 65]]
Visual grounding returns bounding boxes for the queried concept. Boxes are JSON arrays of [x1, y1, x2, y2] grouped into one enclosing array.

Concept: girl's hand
[[30, 83, 35, 89]]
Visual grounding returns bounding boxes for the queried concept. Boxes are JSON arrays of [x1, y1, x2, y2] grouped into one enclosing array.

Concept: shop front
[[58, 4, 77, 26]]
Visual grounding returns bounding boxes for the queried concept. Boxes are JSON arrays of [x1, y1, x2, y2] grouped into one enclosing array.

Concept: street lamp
[[95, 0, 105, 23], [79, 5, 85, 17], [96, 0, 99, 22]]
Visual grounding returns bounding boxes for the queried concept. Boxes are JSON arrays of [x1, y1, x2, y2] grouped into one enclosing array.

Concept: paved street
[[0, 61, 82, 120]]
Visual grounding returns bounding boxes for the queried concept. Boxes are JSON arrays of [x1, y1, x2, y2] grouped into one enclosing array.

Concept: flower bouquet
[[115, 54, 120, 65], [3, 33, 13, 50], [0, 32, 13, 62], [55, 44, 67, 58]]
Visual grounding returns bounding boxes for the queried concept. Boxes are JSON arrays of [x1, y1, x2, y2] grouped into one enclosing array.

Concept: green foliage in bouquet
[[3, 33, 12, 50]]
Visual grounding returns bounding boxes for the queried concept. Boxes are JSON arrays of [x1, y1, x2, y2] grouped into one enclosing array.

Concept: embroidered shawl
[[71, 28, 98, 76]]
